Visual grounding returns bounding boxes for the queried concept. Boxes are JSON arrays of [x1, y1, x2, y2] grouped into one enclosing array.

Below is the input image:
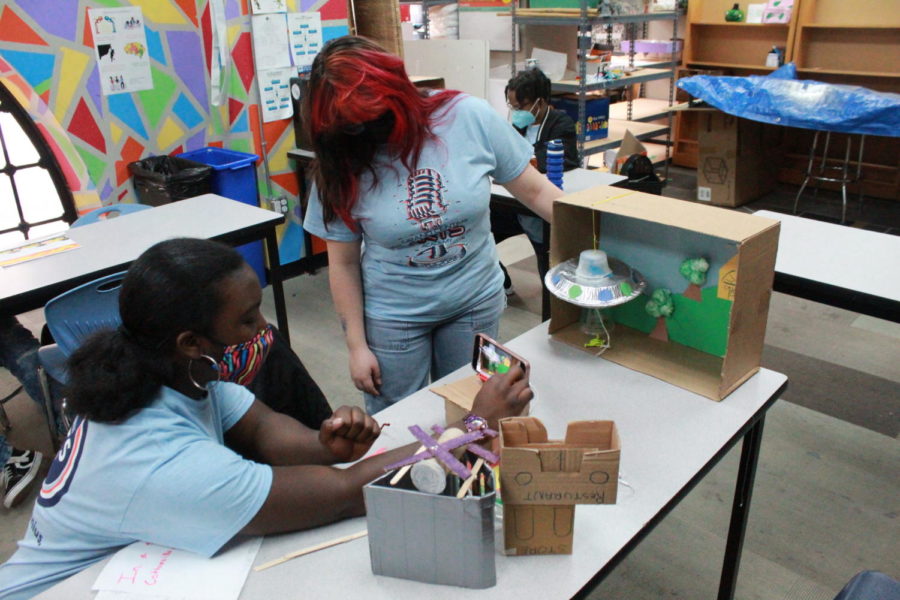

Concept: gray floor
[[0, 172, 898, 599]]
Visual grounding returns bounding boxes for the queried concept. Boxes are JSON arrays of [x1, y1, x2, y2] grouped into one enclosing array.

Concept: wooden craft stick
[[253, 530, 368, 572], [456, 458, 485, 499]]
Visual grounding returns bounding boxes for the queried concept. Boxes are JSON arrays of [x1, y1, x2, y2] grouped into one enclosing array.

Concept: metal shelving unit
[[510, 3, 681, 179]]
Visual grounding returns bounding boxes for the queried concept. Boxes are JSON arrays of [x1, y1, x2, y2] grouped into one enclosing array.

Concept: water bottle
[[546, 139, 564, 190]]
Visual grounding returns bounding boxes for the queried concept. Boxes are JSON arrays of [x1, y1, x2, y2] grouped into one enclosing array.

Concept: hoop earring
[[188, 355, 220, 392]]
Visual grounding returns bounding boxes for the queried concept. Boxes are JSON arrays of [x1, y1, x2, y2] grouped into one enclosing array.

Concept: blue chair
[[37, 272, 126, 445], [72, 203, 150, 227]]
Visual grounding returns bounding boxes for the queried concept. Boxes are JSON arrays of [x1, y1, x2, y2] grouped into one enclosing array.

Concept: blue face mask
[[510, 100, 538, 129]]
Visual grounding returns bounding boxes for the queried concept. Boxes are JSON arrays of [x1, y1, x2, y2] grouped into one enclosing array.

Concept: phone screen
[[473, 334, 529, 381]]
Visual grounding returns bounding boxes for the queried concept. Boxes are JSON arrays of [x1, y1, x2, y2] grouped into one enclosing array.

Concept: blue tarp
[[677, 64, 900, 137]]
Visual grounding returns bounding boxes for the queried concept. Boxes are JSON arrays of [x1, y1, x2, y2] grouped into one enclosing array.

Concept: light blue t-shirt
[[303, 94, 533, 322], [0, 382, 272, 600]]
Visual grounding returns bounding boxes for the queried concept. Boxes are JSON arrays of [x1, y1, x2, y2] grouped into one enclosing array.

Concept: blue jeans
[[363, 288, 506, 415], [833, 571, 900, 600], [0, 316, 43, 465]]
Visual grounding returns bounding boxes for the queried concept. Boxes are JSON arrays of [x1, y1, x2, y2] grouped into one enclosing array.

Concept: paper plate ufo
[[545, 249, 647, 308]]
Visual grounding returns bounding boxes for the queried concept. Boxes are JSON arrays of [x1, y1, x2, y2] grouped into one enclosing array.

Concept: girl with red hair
[[303, 36, 562, 413]]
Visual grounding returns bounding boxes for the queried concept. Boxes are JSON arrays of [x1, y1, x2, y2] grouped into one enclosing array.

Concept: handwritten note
[[92, 537, 262, 600]]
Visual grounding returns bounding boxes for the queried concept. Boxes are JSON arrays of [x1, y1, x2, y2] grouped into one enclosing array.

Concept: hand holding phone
[[472, 334, 530, 382]]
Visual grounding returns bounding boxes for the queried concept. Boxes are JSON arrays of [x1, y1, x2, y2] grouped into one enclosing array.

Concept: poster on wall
[[287, 12, 323, 72], [88, 7, 153, 96], [249, 0, 287, 14], [258, 66, 293, 122], [251, 13, 291, 70]]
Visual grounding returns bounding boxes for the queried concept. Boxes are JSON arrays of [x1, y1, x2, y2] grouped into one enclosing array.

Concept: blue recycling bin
[[177, 147, 267, 286]]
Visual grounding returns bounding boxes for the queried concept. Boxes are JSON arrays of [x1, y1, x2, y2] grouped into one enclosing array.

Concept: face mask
[[510, 100, 538, 129], [217, 324, 274, 386]]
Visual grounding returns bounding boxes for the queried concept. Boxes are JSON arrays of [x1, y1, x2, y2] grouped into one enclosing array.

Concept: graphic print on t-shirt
[[38, 416, 88, 507], [404, 168, 467, 268]]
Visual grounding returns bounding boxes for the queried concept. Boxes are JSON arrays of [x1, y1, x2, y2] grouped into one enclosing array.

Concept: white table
[[490, 167, 627, 199], [492, 169, 628, 320], [754, 210, 900, 322], [0, 195, 291, 341], [37, 323, 787, 600]]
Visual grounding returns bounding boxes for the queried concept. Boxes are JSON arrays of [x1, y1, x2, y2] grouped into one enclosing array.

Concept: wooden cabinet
[[792, 0, 900, 78], [683, 0, 799, 70], [679, 0, 900, 199]]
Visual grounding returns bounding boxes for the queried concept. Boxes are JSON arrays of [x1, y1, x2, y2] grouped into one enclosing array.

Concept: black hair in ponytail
[[66, 238, 245, 422]]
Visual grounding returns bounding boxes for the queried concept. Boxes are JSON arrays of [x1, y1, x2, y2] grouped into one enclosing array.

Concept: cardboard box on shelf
[[363, 468, 497, 588], [499, 417, 620, 506], [695, 108, 783, 207], [548, 188, 780, 401]]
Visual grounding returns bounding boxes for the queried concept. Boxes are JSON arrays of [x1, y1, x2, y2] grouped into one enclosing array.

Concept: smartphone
[[472, 333, 530, 382]]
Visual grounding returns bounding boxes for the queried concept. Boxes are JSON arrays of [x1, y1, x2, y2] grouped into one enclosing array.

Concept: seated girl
[[0, 238, 532, 599]]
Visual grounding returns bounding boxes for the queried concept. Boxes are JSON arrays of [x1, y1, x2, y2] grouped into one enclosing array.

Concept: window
[[0, 83, 75, 248]]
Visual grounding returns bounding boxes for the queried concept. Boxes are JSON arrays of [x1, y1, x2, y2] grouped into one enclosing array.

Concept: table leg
[[540, 220, 551, 321], [264, 230, 291, 345], [717, 416, 766, 600]]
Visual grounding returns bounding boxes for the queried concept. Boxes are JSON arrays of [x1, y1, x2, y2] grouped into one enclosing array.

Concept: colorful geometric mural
[[0, 0, 350, 263]]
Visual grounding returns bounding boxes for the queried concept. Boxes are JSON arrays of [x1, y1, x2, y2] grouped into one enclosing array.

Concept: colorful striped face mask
[[217, 324, 274, 386]]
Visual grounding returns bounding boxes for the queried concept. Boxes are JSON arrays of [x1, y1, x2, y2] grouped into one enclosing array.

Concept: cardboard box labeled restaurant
[[695, 108, 782, 207], [499, 417, 620, 505], [503, 504, 576, 556], [363, 469, 497, 588], [499, 417, 619, 556], [549, 188, 780, 401]]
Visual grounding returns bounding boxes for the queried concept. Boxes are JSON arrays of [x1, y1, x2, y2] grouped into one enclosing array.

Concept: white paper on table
[[92, 537, 262, 600], [251, 13, 291, 70], [257, 66, 294, 123], [96, 593, 173, 600], [529, 48, 568, 82], [287, 12, 323, 70]]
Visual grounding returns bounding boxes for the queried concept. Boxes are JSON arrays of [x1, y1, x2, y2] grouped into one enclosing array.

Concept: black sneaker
[[2, 449, 43, 509]]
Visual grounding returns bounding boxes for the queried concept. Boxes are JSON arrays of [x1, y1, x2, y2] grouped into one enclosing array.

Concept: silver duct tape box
[[363, 469, 497, 588]]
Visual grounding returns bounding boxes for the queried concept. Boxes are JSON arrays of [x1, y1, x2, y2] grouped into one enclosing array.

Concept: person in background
[[0, 316, 44, 510], [302, 36, 562, 413], [495, 68, 579, 294], [0, 238, 533, 599]]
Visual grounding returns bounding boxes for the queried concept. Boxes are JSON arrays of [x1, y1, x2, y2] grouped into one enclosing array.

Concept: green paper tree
[[645, 288, 675, 342], [679, 257, 709, 302]]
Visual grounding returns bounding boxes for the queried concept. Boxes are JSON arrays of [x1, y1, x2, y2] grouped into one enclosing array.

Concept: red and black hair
[[304, 36, 461, 228]]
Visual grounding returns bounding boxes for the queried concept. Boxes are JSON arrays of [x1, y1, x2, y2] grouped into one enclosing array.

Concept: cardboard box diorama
[[549, 188, 780, 401], [500, 417, 620, 556], [363, 467, 498, 588], [695, 108, 783, 208]]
